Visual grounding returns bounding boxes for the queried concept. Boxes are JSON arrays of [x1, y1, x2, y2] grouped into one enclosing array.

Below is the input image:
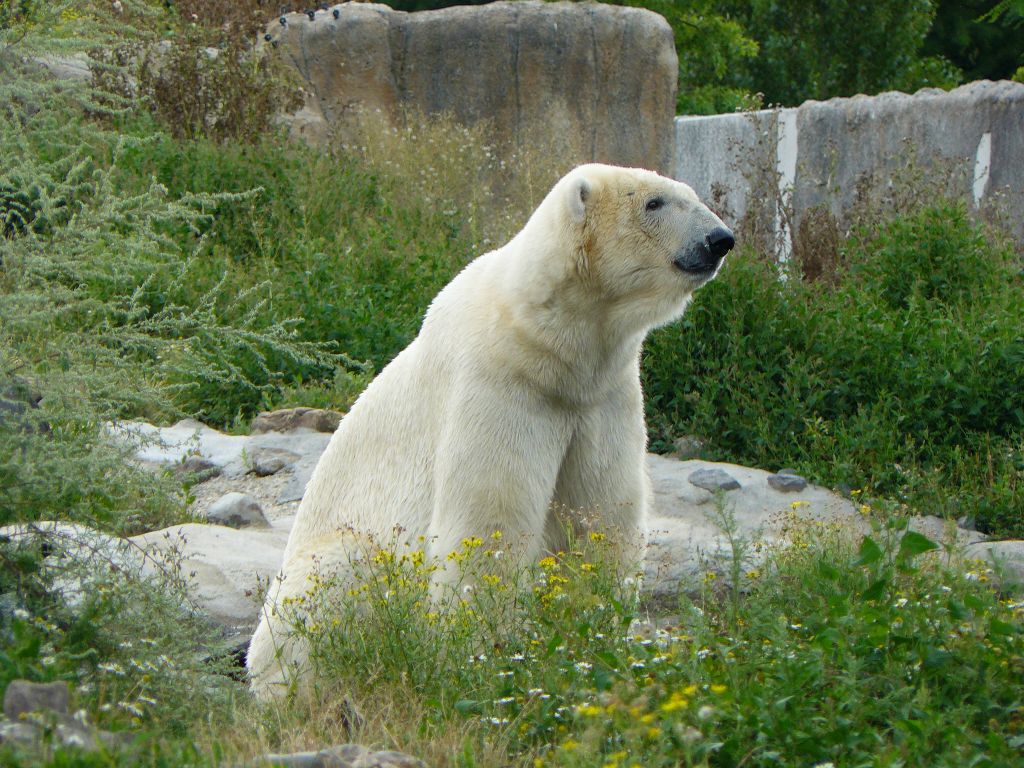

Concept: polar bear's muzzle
[[672, 225, 735, 276]]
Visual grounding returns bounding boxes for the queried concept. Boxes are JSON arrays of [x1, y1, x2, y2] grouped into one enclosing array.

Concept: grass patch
[[46, 517, 1016, 768]]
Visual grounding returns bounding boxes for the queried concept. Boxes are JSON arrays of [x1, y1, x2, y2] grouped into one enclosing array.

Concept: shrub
[[137, 30, 302, 144], [643, 202, 1024, 535]]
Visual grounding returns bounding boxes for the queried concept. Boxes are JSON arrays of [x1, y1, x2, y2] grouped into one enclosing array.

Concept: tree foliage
[[609, 0, 760, 114], [924, 0, 1024, 83], [717, 0, 961, 106]]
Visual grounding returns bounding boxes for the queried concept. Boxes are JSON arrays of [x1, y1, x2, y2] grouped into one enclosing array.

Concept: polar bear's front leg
[[552, 377, 650, 578], [426, 381, 572, 597]]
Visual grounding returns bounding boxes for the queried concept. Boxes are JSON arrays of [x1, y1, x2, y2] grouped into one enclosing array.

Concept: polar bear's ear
[[567, 176, 591, 225]]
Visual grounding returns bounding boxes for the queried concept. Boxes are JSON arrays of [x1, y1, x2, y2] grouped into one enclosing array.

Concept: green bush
[[115, 127, 482, 379], [643, 203, 1024, 535], [718, 0, 961, 106]]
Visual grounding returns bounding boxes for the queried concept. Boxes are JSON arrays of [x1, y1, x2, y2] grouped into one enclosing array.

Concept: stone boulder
[[251, 407, 343, 435], [642, 457, 987, 596], [964, 540, 1024, 588], [0, 522, 147, 608], [206, 492, 270, 528], [643, 457, 866, 595], [106, 418, 1005, 630], [130, 521, 293, 631], [268, 1, 678, 174], [109, 419, 332, 485], [259, 743, 426, 768], [675, 79, 1024, 245]]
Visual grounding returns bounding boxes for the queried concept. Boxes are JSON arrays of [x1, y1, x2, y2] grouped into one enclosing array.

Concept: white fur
[[247, 164, 729, 698]]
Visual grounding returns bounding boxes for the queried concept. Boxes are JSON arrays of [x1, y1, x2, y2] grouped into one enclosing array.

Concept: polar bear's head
[[535, 163, 734, 331]]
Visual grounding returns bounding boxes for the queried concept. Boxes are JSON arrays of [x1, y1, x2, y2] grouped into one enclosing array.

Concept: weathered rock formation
[[268, 1, 678, 174]]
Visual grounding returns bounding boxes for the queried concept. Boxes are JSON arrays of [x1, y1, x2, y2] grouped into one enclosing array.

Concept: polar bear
[[247, 163, 733, 698]]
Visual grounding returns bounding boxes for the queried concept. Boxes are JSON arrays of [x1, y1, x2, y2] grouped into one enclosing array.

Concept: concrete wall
[[674, 80, 1024, 251]]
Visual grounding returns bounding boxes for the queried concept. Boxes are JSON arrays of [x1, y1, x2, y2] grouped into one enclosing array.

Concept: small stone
[[251, 448, 300, 477], [776, 468, 800, 476], [206, 492, 269, 528], [175, 455, 222, 482], [251, 407, 343, 434], [688, 468, 740, 492], [671, 435, 707, 459], [3, 680, 70, 719], [767, 473, 807, 492]]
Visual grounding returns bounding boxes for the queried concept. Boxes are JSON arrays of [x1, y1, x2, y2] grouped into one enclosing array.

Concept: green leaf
[[595, 650, 620, 669], [545, 633, 564, 657], [594, 667, 614, 692], [454, 699, 481, 715], [923, 649, 952, 670], [862, 577, 889, 601], [854, 536, 884, 566], [964, 593, 987, 612], [948, 600, 968, 621], [818, 561, 841, 580], [989, 618, 1016, 637], [814, 627, 843, 650], [897, 531, 939, 560]]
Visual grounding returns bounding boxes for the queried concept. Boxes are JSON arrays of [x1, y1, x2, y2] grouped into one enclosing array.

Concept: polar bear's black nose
[[706, 227, 735, 259]]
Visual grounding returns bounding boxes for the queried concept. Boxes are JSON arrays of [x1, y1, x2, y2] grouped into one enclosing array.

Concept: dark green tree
[[610, 0, 760, 114], [720, 0, 961, 106], [922, 0, 1024, 82]]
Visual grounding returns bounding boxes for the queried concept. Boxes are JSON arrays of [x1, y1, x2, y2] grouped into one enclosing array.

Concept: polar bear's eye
[[645, 197, 664, 212]]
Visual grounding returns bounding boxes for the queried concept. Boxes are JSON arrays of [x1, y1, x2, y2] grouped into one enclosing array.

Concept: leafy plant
[[643, 202, 1024, 535]]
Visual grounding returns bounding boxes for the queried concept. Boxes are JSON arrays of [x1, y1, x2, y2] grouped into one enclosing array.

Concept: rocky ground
[[102, 411, 1019, 634], [6, 408, 1020, 642]]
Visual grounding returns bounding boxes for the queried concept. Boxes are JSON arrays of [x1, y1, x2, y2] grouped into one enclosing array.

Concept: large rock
[[0, 679, 134, 752], [107, 419, 997, 627], [259, 744, 426, 768], [3, 681, 70, 720], [643, 457, 987, 596], [131, 521, 293, 631], [644, 456, 864, 595], [268, 1, 678, 174], [963, 540, 1024, 588], [206, 492, 270, 528], [0, 522, 146, 607], [251, 408, 343, 435]]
